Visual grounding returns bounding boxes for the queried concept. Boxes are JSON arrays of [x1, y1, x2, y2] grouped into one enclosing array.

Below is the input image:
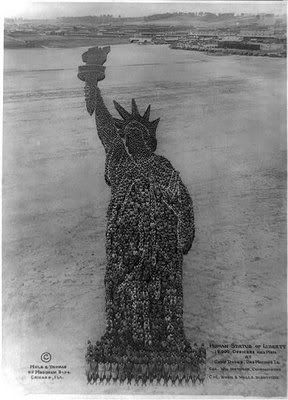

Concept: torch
[[78, 45, 111, 115]]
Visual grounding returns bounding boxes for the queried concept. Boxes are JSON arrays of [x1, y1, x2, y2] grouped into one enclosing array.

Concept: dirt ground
[[3, 45, 286, 396]]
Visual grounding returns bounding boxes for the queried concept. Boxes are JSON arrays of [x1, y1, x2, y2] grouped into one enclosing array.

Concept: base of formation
[[85, 342, 206, 385], [86, 377, 205, 386]]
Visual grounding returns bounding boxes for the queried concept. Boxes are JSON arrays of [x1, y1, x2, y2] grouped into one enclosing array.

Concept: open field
[[3, 44, 286, 396]]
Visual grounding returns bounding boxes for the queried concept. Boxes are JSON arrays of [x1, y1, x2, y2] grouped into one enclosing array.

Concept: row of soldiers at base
[[85, 343, 206, 385]]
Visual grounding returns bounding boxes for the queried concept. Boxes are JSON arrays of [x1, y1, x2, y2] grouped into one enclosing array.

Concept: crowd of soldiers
[[80, 84, 204, 386], [85, 341, 206, 385], [77, 45, 205, 388], [84, 169, 205, 387]]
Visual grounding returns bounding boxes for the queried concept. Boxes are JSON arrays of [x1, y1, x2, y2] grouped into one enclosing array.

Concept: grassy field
[[4, 34, 129, 49]]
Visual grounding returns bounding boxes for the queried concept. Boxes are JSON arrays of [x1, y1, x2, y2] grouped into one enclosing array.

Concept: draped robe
[[92, 85, 195, 356]]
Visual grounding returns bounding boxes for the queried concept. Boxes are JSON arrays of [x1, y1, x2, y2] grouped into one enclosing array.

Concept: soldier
[[94, 341, 101, 361], [98, 359, 105, 383], [193, 342, 199, 357], [141, 359, 148, 385], [198, 361, 206, 384], [132, 357, 138, 384], [184, 356, 191, 384], [126, 358, 133, 384], [111, 360, 118, 383], [163, 360, 170, 385], [191, 359, 198, 384], [199, 343, 206, 361], [177, 360, 185, 385], [91, 359, 99, 384], [85, 362, 93, 384], [148, 357, 156, 383], [123, 354, 128, 365], [86, 340, 94, 355], [137, 358, 143, 385], [105, 359, 111, 383], [115, 350, 122, 364], [170, 359, 178, 385], [85, 340, 94, 383], [155, 356, 163, 384], [118, 360, 126, 384]]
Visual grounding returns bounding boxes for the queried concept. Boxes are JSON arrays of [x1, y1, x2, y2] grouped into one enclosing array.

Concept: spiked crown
[[113, 99, 160, 140]]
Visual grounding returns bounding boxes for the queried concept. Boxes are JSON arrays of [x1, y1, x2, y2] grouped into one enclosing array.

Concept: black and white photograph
[[2, 0, 287, 397]]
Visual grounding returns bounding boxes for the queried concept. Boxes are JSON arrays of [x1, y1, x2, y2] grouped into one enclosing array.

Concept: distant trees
[[144, 13, 177, 21], [60, 15, 115, 24], [143, 12, 237, 22]]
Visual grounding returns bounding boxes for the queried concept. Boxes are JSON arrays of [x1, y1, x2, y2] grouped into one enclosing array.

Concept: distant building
[[220, 36, 243, 42], [204, 12, 217, 18], [202, 43, 217, 49], [130, 36, 153, 44], [218, 41, 260, 51], [260, 43, 285, 51], [218, 13, 235, 18], [138, 38, 153, 44], [164, 36, 180, 43]]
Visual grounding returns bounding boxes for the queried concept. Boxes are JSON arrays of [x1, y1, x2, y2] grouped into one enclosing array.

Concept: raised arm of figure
[[78, 46, 120, 153], [93, 84, 120, 153]]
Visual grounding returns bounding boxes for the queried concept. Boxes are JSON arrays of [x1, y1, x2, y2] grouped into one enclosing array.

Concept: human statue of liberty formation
[[78, 46, 206, 385]]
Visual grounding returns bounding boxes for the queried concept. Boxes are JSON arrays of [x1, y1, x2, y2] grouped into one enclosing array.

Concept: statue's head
[[113, 99, 160, 158]]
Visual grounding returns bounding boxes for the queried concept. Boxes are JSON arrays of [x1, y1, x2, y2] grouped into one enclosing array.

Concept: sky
[[3, 1, 287, 19]]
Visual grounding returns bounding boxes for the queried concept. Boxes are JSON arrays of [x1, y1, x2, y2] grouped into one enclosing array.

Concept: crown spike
[[143, 105, 151, 121], [150, 118, 160, 131], [113, 100, 131, 120], [131, 99, 140, 116]]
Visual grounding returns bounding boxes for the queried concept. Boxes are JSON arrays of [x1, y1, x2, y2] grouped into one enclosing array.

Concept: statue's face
[[123, 120, 149, 140], [121, 121, 153, 158]]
